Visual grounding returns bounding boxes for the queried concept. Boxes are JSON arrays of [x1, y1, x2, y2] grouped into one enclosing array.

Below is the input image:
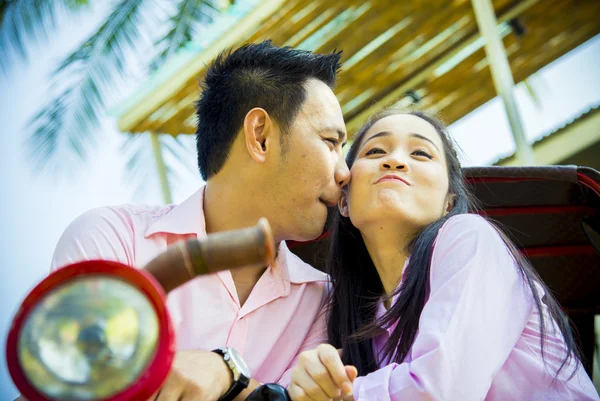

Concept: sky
[[0, 3, 599, 399]]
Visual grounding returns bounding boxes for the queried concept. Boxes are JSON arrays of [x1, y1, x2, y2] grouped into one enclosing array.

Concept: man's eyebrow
[[337, 129, 348, 146], [410, 133, 440, 151]]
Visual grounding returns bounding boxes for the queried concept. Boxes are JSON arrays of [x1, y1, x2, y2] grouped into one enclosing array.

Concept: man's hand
[[149, 350, 232, 401], [288, 344, 358, 401]]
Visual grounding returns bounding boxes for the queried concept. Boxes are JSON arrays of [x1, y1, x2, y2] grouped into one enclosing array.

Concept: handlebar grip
[[144, 218, 275, 293]]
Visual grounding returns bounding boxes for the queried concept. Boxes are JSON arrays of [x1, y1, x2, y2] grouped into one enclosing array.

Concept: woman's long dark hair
[[326, 109, 581, 379]]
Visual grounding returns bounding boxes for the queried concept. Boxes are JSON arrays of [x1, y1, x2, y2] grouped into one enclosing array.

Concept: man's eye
[[365, 148, 385, 156], [413, 150, 433, 159], [324, 138, 338, 146]]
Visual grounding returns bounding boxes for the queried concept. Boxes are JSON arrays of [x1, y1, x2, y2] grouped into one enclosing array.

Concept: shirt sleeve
[[50, 207, 135, 271], [353, 214, 534, 401], [277, 281, 331, 388]]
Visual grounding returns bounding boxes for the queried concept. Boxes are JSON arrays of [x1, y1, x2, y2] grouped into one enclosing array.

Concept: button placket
[[226, 314, 248, 355]]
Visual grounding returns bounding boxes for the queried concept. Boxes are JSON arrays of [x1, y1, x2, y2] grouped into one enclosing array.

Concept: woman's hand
[[288, 344, 358, 401]]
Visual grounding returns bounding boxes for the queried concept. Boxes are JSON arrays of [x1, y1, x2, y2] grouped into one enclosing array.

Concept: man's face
[[268, 79, 350, 242]]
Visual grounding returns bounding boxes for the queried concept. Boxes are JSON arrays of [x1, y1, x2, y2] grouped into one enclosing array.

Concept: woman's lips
[[376, 175, 410, 185]]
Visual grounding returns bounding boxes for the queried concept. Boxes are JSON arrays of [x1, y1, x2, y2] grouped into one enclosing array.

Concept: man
[[40, 41, 350, 400]]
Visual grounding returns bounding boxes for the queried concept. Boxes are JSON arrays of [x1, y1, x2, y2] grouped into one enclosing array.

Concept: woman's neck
[[360, 222, 414, 297]]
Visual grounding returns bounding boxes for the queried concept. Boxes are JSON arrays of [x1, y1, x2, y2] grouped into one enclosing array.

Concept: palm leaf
[[161, 134, 199, 177], [26, 0, 160, 172], [150, 0, 219, 71], [121, 132, 156, 198], [0, 0, 89, 72], [120, 133, 196, 201]]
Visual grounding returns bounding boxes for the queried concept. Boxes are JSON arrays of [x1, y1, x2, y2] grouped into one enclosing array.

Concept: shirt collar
[[145, 185, 327, 284], [144, 187, 207, 238], [276, 241, 328, 284]]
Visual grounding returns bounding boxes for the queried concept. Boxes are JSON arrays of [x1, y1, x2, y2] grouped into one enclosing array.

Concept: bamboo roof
[[116, 0, 600, 138]]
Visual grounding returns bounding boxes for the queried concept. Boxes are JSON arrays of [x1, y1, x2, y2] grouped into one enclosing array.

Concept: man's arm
[[234, 379, 261, 401], [151, 350, 261, 400], [50, 207, 135, 270]]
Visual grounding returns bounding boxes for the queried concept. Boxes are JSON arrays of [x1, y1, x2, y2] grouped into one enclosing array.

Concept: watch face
[[228, 348, 251, 378]]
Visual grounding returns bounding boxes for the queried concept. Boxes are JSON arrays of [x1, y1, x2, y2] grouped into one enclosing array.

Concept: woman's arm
[[353, 214, 534, 401]]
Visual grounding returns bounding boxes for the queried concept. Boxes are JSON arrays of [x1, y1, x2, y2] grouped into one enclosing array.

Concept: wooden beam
[[344, 0, 539, 135], [151, 133, 172, 204], [471, 0, 534, 165]]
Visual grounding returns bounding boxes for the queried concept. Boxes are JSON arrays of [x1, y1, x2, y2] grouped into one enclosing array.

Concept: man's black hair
[[195, 40, 342, 180]]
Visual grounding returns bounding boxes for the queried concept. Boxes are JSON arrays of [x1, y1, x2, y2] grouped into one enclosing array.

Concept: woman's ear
[[444, 193, 456, 216], [244, 108, 271, 163], [338, 190, 349, 217]]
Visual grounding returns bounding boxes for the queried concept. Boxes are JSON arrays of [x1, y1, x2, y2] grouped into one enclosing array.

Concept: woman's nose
[[382, 162, 405, 170], [381, 155, 407, 170]]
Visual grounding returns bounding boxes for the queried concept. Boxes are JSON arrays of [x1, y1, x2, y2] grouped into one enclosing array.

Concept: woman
[[287, 110, 599, 400]]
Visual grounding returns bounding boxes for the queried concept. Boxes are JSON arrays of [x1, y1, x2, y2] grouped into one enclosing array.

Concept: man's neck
[[230, 265, 268, 307], [204, 180, 256, 234], [203, 179, 276, 306]]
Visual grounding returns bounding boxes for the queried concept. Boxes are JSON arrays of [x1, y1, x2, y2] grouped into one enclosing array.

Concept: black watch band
[[213, 347, 251, 401]]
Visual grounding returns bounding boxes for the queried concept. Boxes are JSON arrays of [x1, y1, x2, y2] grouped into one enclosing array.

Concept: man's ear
[[243, 108, 272, 163], [338, 190, 349, 217], [444, 193, 456, 215]]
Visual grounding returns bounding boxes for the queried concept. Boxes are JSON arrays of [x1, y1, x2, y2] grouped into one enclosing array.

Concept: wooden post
[[151, 132, 172, 204], [471, 0, 536, 165]]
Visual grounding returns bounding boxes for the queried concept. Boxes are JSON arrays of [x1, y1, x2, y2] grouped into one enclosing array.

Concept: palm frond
[[150, 0, 219, 71], [121, 132, 157, 198], [27, 0, 161, 172], [64, 0, 91, 9], [0, 1, 8, 22], [120, 132, 196, 201], [0, 0, 89, 72], [25, 87, 71, 175], [161, 134, 199, 178]]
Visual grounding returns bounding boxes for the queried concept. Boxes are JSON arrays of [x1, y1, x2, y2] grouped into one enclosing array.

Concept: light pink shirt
[[353, 214, 599, 401], [50, 187, 329, 386]]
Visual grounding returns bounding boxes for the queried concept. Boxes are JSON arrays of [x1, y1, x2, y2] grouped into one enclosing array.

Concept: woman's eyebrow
[[360, 131, 391, 149], [410, 133, 440, 152]]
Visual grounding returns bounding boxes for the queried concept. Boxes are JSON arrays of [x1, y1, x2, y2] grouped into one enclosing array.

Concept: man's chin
[[293, 222, 326, 242]]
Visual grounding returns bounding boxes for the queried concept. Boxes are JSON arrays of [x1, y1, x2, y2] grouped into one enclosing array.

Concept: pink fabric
[[50, 187, 329, 386], [353, 214, 599, 401]]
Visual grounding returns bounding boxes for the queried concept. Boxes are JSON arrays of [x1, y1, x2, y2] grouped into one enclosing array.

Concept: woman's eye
[[365, 148, 385, 156], [413, 150, 433, 159]]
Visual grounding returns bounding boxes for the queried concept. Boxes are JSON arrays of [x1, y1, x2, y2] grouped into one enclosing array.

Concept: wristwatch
[[213, 347, 251, 401]]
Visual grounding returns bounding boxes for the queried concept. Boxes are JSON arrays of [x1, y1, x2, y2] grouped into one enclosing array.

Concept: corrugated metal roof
[[493, 103, 600, 165]]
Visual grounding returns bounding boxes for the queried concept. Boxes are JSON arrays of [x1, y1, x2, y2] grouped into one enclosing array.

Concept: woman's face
[[345, 114, 451, 233]]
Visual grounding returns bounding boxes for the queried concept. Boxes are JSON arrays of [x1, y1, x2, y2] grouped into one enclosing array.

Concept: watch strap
[[213, 347, 250, 401]]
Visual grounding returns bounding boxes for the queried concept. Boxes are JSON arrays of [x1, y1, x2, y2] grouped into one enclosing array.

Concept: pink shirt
[[353, 214, 598, 401], [50, 187, 329, 386]]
